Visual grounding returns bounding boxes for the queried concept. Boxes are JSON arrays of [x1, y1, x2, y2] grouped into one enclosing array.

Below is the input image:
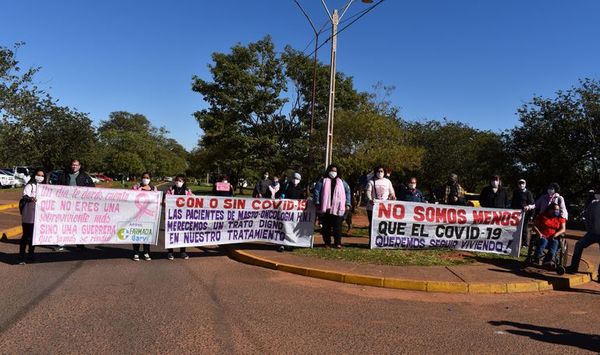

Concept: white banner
[[165, 196, 315, 248], [33, 185, 162, 245], [370, 201, 523, 257]]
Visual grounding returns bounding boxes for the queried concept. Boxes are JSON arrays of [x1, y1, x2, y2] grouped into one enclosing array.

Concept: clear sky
[[2, 0, 599, 150]]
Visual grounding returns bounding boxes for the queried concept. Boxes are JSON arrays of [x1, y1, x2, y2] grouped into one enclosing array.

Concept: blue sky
[[2, 0, 599, 150]]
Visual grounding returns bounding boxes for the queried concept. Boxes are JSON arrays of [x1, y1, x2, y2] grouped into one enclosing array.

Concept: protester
[[531, 203, 566, 265], [165, 175, 193, 260], [526, 182, 568, 220], [567, 187, 600, 278], [57, 159, 95, 251], [365, 166, 396, 236], [313, 164, 351, 249], [18, 169, 45, 265], [280, 172, 306, 200], [439, 173, 466, 205], [398, 177, 425, 203], [479, 175, 510, 208], [511, 179, 535, 246], [253, 171, 271, 198], [277, 172, 306, 252], [131, 172, 157, 261], [269, 176, 281, 199], [213, 175, 234, 197]]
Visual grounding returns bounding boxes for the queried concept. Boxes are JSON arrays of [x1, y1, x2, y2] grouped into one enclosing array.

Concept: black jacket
[[282, 183, 306, 200], [511, 189, 535, 209], [58, 170, 95, 187], [479, 186, 510, 208]]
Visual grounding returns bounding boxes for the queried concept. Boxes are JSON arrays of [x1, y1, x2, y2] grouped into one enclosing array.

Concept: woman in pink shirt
[[365, 165, 396, 238]]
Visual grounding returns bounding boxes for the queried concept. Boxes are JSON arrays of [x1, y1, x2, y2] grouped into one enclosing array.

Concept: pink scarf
[[320, 177, 346, 216]]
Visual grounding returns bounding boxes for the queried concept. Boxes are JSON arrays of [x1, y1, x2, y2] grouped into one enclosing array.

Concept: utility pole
[[324, 9, 338, 168]]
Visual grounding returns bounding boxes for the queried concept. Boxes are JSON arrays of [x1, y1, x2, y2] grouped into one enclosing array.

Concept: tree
[[504, 79, 600, 201], [0, 43, 98, 171]]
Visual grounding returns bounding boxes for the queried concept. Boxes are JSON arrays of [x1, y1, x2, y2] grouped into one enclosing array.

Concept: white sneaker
[[181, 252, 189, 260], [143, 253, 151, 261], [167, 253, 174, 260], [133, 254, 140, 261]]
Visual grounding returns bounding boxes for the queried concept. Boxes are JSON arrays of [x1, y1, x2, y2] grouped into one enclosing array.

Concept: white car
[[0, 170, 16, 188]]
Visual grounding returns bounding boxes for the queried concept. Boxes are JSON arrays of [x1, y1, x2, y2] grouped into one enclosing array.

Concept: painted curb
[[1, 226, 22, 240], [228, 248, 596, 294], [0, 203, 18, 211]]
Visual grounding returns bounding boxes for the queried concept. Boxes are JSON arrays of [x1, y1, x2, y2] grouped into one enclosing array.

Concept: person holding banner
[[277, 172, 306, 252], [313, 165, 351, 249], [398, 177, 426, 203], [18, 169, 46, 265], [213, 175, 234, 197], [532, 203, 566, 265], [131, 172, 158, 261], [512, 179, 535, 247], [527, 182, 568, 220], [479, 175, 510, 208], [269, 176, 281, 199], [57, 159, 95, 251], [366, 166, 396, 238], [166, 175, 193, 260]]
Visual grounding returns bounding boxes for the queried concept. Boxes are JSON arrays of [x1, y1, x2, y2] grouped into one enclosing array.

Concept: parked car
[[163, 176, 173, 182], [0, 169, 16, 188], [14, 166, 34, 184], [89, 175, 101, 184], [96, 174, 113, 182]]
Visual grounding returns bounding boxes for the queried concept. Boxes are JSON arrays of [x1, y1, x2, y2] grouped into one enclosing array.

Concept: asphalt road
[[0, 185, 599, 354]]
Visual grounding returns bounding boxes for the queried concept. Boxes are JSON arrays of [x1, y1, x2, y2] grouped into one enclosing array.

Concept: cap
[[518, 179, 526, 183], [293, 172, 301, 180]]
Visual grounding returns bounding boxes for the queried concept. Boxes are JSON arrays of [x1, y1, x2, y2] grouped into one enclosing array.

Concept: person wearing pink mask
[[479, 175, 510, 208]]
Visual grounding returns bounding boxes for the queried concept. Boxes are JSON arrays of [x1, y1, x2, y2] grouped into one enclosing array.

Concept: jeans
[[569, 232, 600, 272], [534, 237, 559, 262], [321, 213, 344, 246], [19, 223, 35, 261], [133, 244, 150, 254]]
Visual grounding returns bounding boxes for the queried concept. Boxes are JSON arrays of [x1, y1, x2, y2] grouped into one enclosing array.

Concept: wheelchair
[[523, 233, 569, 275]]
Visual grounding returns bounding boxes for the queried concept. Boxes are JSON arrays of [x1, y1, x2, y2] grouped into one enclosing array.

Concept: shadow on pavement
[[489, 320, 600, 353], [0, 240, 226, 265], [465, 256, 557, 282]]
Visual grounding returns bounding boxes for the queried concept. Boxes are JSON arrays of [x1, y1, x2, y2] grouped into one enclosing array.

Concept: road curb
[[227, 248, 596, 294], [0, 203, 18, 211]]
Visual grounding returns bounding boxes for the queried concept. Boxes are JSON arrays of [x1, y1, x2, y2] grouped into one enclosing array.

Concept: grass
[[293, 246, 528, 267]]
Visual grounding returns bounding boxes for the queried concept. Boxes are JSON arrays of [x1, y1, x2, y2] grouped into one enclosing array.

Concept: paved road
[[0, 186, 599, 354]]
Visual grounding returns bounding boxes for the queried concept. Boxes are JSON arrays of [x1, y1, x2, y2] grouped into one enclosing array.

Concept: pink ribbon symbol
[[134, 192, 156, 221]]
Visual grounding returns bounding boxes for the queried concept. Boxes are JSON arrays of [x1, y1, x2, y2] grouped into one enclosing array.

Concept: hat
[[518, 179, 526, 183], [293, 172, 301, 180]]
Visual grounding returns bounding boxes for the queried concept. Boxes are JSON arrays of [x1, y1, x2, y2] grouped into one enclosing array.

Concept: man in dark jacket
[[58, 159, 95, 187], [57, 159, 95, 250], [479, 175, 510, 208], [281, 172, 306, 200], [253, 171, 271, 198], [567, 186, 600, 277]]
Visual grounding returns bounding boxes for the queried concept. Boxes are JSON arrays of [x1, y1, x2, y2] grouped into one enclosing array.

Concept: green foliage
[[98, 111, 188, 177], [504, 78, 600, 200]]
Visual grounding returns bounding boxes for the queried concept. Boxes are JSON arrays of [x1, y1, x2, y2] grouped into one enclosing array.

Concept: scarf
[[320, 177, 346, 216]]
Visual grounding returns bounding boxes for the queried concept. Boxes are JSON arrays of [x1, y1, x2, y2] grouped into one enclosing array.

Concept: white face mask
[[293, 178, 300, 185], [595, 194, 600, 200], [491, 180, 499, 188], [142, 178, 150, 186], [408, 183, 416, 189], [222, 180, 228, 184], [175, 181, 184, 188], [328, 171, 337, 179], [35, 176, 44, 183], [547, 189, 555, 195], [376, 172, 384, 179]]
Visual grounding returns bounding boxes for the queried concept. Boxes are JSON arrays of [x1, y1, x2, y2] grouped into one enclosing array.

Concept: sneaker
[[55, 245, 65, 251], [18, 260, 26, 265], [181, 252, 189, 260], [143, 253, 151, 261], [277, 245, 285, 252], [133, 254, 140, 261], [167, 253, 174, 261], [334, 244, 343, 249]]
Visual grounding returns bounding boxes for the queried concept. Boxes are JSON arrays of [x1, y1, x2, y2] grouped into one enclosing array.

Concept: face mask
[[376, 172, 384, 179], [175, 181, 183, 188], [491, 180, 499, 188], [553, 211, 561, 217], [222, 180, 228, 184], [329, 171, 337, 179], [35, 176, 44, 183], [142, 178, 150, 185], [595, 194, 600, 200], [547, 189, 555, 195], [293, 178, 300, 185], [263, 175, 269, 179], [408, 183, 416, 189]]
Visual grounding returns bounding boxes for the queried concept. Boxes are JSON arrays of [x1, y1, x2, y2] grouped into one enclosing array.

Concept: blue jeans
[[568, 232, 600, 271], [535, 237, 559, 262]]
